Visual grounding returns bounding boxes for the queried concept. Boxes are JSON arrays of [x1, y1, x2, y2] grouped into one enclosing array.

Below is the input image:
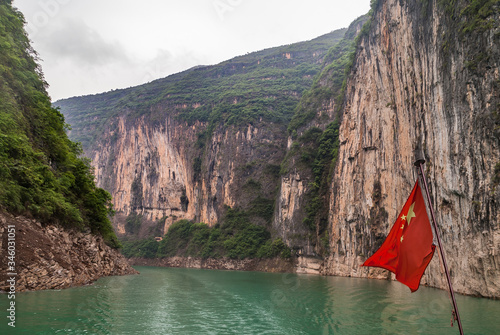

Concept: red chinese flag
[[362, 181, 436, 292]]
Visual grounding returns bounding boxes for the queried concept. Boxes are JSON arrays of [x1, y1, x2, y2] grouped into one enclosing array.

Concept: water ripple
[[1, 267, 499, 334]]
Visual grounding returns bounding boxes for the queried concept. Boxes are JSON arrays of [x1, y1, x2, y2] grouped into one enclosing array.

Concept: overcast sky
[[13, 0, 370, 101]]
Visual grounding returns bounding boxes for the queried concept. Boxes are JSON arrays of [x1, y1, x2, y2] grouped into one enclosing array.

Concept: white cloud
[[12, 0, 371, 100], [36, 18, 130, 66]]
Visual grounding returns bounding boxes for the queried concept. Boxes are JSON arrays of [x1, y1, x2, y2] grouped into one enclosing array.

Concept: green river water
[[1, 266, 499, 334]]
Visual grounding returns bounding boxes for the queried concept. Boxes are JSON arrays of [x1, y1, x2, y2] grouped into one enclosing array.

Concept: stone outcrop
[[296, 256, 323, 275], [0, 212, 138, 292], [324, 0, 500, 298]]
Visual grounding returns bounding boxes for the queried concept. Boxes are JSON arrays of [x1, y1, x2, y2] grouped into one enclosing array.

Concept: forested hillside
[[57, 29, 347, 152], [0, 0, 118, 247]]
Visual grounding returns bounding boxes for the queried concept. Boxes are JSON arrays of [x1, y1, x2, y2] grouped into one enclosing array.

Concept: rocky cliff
[[0, 212, 137, 292], [91, 112, 288, 235], [323, 0, 500, 298], [275, 16, 368, 256], [57, 29, 347, 236]]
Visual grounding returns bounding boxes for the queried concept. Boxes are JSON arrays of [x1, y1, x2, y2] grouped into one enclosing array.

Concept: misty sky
[[13, 0, 370, 101]]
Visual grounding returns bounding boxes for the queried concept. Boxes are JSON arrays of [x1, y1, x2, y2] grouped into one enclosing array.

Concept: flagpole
[[414, 159, 464, 335]]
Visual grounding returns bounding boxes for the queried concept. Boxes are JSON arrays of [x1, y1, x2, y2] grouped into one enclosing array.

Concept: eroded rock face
[[91, 115, 201, 233], [324, 0, 500, 298], [90, 113, 286, 234], [0, 212, 138, 292], [273, 172, 311, 252]]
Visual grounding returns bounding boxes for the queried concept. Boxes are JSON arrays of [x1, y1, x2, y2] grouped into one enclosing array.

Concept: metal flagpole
[[414, 159, 464, 335]]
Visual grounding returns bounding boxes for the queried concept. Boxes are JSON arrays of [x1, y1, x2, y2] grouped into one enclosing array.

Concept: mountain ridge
[[56, 27, 348, 150]]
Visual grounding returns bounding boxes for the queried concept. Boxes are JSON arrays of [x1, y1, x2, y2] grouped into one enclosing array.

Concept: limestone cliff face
[[273, 171, 313, 254], [273, 17, 368, 255], [324, 0, 500, 297], [58, 30, 346, 236], [90, 110, 286, 234], [92, 114, 200, 233]]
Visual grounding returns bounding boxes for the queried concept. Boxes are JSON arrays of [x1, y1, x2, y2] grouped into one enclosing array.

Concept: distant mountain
[[57, 28, 347, 151]]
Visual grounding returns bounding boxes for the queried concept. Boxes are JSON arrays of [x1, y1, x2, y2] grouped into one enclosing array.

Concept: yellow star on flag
[[401, 214, 407, 221], [400, 236, 404, 243], [406, 202, 416, 225]]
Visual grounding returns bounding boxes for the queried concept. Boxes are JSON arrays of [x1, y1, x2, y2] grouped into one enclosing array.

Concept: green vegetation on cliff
[[56, 29, 347, 151], [280, 15, 368, 253], [287, 20, 360, 135], [122, 208, 291, 260], [0, 1, 119, 247]]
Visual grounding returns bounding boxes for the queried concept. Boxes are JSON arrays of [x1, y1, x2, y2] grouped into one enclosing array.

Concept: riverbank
[[128, 254, 327, 275], [128, 255, 500, 299], [128, 256, 297, 273], [0, 212, 138, 292]]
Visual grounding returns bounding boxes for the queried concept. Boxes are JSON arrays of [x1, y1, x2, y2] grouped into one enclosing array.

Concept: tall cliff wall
[[273, 16, 368, 256], [92, 115, 199, 231], [90, 111, 286, 235], [272, 19, 364, 256], [59, 30, 347, 236], [324, 0, 500, 297]]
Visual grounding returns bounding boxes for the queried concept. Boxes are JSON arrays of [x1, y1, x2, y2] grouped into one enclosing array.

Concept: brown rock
[[0, 212, 138, 292]]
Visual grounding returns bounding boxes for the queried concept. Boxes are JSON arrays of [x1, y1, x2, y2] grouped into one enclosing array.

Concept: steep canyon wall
[[59, 30, 346, 237], [324, 0, 500, 297], [90, 112, 286, 235]]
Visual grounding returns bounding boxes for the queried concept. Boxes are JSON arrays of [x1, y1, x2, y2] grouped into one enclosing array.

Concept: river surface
[[1, 266, 499, 334]]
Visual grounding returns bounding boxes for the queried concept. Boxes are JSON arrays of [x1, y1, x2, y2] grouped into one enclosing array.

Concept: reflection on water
[[1, 266, 499, 334]]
